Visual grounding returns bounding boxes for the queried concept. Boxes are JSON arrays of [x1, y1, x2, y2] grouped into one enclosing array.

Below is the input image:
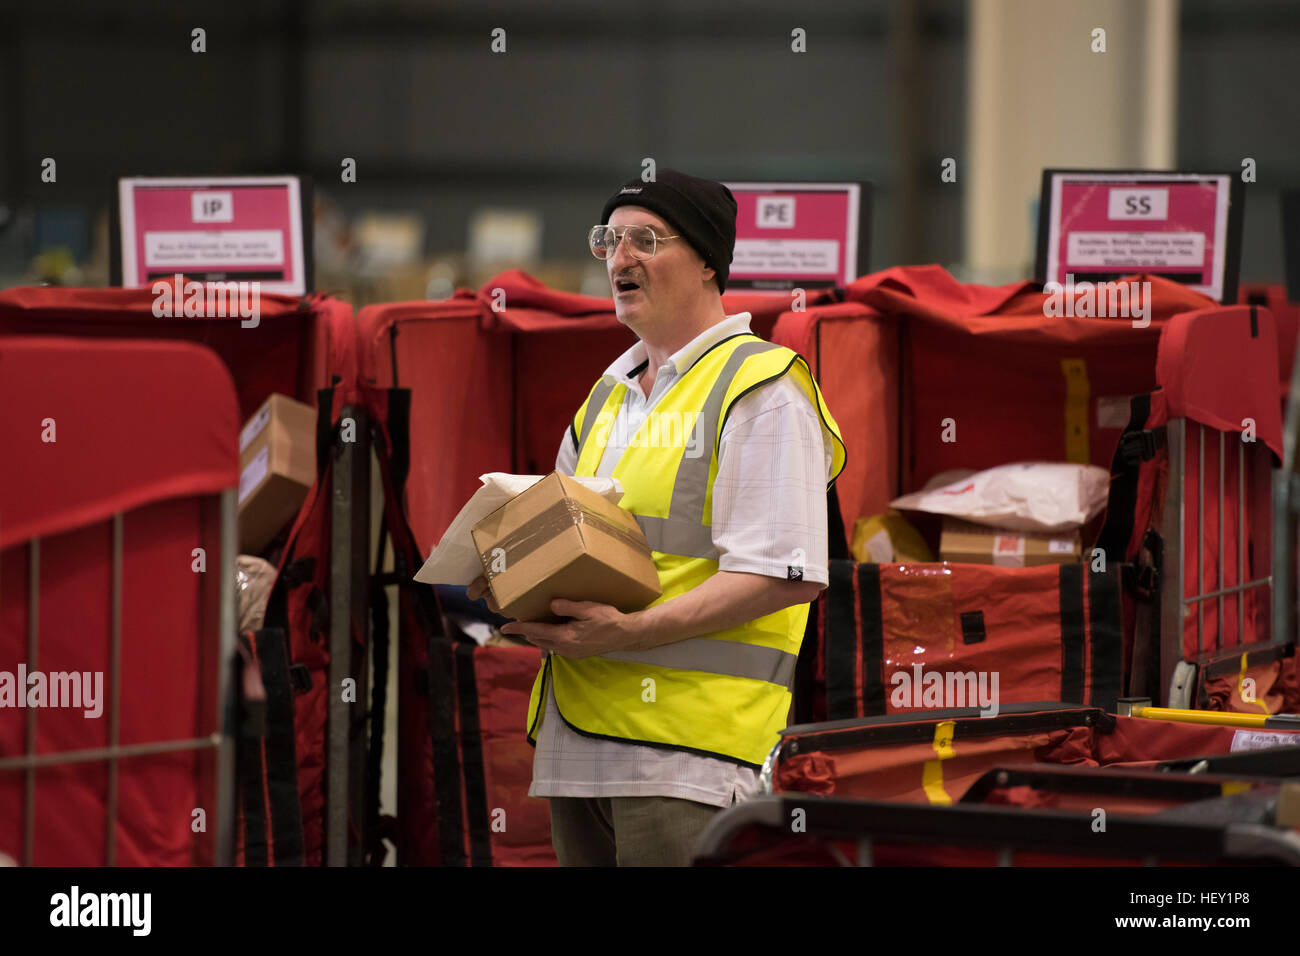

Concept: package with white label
[[414, 472, 662, 621], [889, 462, 1110, 534]]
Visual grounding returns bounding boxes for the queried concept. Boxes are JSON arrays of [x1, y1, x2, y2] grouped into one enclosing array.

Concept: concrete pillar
[[965, 0, 1179, 282]]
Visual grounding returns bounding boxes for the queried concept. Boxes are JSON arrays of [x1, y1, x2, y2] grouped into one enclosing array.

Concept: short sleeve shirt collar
[[604, 312, 754, 387]]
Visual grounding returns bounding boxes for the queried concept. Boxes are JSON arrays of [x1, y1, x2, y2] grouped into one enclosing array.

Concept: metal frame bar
[[1272, 317, 1300, 649], [1198, 422, 1204, 657], [1246, 441, 1276, 647], [694, 795, 1300, 866], [1183, 578, 1272, 604], [105, 513, 123, 866], [1158, 745, 1300, 776], [1204, 644, 1291, 679], [780, 704, 1106, 756], [348, 420, 372, 867], [0, 736, 223, 772], [214, 488, 237, 867], [1159, 420, 1186, 704], [1272, 472, 1291, 650], [1239, 436, 1246, 648], [1160, 419, 1283, 705], [1218, 429, 1225, 648], [24, 538, 39, 866], [962, 762, 1272, 803], [6, 492, 238, 867], [329, 430, 351, 866], [327, 404, 371, 866], [856, 838, 873, 867]]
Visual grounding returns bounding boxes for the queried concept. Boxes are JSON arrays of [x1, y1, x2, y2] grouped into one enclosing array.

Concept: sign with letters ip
[[115, 175, 311, 295], [722, 181, 869, 293], [1036, 169, 1243, 303]]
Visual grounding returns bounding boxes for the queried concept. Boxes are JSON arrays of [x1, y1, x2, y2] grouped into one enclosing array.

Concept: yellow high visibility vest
[[526, 331, 847, 766]]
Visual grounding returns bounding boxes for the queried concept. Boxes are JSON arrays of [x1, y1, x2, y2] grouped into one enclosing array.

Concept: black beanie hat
[[600, 169, 738, 293]]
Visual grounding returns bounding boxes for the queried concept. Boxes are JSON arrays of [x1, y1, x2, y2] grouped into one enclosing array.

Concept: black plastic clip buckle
[[288, 663, 313, 694], [1134, 564, 1160, 598], [1120, 428, 1165, 466]]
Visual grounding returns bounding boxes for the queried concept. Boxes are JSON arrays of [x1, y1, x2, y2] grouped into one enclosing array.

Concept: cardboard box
[[939, 517, 1081, 568], [238, 394, 317, 554], [472, 472, 662, 622]]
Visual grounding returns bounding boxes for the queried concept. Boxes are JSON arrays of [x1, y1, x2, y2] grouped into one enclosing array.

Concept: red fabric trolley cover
[[774, 704, 1300, 807], [356, 269, 832, 556], [1, 335, 239, 865], [1238, 283, 1299, 396], [1159, 306, 1283, 671], [0, 335, 240, 548], [1157, 304, 1283, 461], [1099, 305, 1288, 686], [0, 283, 356, 420], [773, 265, 1223, 531], [808, 561, 1124, 724]]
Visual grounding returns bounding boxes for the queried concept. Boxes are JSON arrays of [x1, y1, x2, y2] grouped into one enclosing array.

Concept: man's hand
[[500, 599, 630, 659], [466, 575, 501, 615], [476, 571, 821, 660]]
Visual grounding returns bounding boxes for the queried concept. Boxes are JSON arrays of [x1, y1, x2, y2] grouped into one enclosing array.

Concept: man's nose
[[608, 233, 638, 272]]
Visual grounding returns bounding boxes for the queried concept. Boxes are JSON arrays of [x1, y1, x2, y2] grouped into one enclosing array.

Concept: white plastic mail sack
[[413, 473, 626, 587], [889, 462, 1110, 533]]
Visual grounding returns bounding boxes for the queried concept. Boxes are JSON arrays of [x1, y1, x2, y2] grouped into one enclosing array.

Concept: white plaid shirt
[[528, 312, 836, 807]]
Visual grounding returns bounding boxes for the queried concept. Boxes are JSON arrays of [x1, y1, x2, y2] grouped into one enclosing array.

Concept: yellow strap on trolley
[[1060, 359, 1091, 464], [1238, 652, 1271, 716], [1129, 705, 1275, 729], [922, 720, 956, 806], [1221, 781, 1253, 796]]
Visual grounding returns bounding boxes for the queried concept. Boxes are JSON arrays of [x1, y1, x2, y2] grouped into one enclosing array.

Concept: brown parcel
[[939, 517, 1082, 568], [238, 393, 317, 554], [472, 472, 662, 622]]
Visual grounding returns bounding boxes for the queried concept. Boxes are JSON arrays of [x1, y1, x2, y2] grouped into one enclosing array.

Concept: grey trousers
[[548, 795, 722, 867]]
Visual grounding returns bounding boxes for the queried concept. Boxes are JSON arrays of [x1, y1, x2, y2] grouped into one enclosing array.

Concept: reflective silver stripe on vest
[[634, 340, 779, 559], [575, 375, 620, 459], [632, 514, 717, 560], [600, 636, 798, 688]]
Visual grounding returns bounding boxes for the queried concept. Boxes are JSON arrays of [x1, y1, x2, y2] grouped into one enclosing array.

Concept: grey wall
[[1180, 0, 1300, 283], [1, 0, 1296, 286]]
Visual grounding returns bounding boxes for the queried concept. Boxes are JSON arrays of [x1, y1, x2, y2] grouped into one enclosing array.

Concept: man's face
[[606, 206, 710, 333]]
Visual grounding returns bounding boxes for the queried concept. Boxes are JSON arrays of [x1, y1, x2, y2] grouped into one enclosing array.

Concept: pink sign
[[118, 176, 307, 295], [1039, 172, 1238, 302], [723, 182, 865, 292]]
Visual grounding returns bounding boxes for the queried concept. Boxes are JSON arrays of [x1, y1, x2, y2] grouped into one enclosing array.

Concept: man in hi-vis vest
[[469, 170, 846, 865]]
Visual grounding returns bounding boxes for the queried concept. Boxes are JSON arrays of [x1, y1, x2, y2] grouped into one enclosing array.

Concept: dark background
[[0, 0, 1296, 295]]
